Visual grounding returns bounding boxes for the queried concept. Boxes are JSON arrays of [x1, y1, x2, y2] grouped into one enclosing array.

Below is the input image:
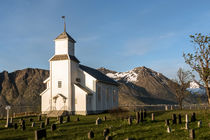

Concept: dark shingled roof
[[79, 65, 119, 86], [50, 54, 80, 63], [55, 32, 76, 43]]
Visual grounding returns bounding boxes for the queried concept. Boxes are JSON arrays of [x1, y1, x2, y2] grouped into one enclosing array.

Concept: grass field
[[0, 110, 209, 140]]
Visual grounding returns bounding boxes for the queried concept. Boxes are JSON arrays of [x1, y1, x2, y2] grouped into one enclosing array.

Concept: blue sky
[[0, 0, 210, 79]]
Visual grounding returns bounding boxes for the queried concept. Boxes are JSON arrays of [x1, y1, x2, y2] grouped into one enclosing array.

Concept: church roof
[[79, 65, 119, 86], [55, 32, 76, 43], [50, 54, 80, 63]]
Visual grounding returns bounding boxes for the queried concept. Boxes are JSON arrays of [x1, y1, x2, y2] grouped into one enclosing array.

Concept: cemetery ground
[[0, 109, 209, 140]]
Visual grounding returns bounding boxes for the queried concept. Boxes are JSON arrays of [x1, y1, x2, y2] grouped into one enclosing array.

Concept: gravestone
[[76, 117, 80, 121], [40, 122, 45, 128], [106, 136, 112, 140], [14, 123, 18, 129], [198, 120, 202, 128], [88, 131, 94, 139], [96, 118, 102, 125], [45, 118, 49, 126], [66, 115, 70, 122], [185, 114, 189, 123], [29, 118, 33, 122], [151, 113, 155, 121], [10, 117, 13, 124], [189, 129, 195, 139], [143, 109, 147, 118], [35, 129, 47, 140], [103, 128, 110, 137], [32, 122, 35, 127], [165, 119, 170, 126], [170, 105, 173, 110], [59, 116, 63, 124], [103, 116, 107, 121], [165, 105, 168, 111], [191, 113, 196, 122], [140, 110, 144, 122], [128, 116, 132, 125], [167, 126, 171, 133], [51, 124, 56, 131], [172, 114, 177, 124], [178, 114, 182, 124], [38, 115, 42, 121], [136, 112, 140, 124], [185, 122, 189, 130], [22, 121, 26, 131]]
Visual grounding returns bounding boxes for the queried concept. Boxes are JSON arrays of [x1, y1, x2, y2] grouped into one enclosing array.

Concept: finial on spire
[[62, 16, 66, 32]]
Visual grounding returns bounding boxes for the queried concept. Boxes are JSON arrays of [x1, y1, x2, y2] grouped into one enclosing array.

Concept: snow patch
[[106, 70, 138, 82]]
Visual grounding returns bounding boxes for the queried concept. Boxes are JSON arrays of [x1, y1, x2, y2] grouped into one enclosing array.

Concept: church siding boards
[[40, 25, 119, 115]]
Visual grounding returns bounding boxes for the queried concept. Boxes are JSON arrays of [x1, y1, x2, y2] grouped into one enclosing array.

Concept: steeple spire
[[62, 16, 66, 32]]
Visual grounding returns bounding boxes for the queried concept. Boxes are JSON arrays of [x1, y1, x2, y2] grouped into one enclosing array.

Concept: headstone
[[189, 129, 195, 139], [51, 124, 56, 131], [59, 116, 63, 124], [103, 116, 107, 121], [96, 118, 102, 125], [191, 113, 196, 122], [103, 128, 110, 137], [167, 126, 171, 133], [165, 105, 168, 111], [178, 114, 182, 124], [128, 116, 132, 125], [172, 114, 177, 124], [31, 122, 35, 127], [151, 113, 155, 121], [38, 115, 42, 121], [198, 120, 202, 128], [10, 117, 13, 124], [40, 122, 45, 128], [22, 121, 26, 131], [165, 119, 170, 126], [14, 123, 18, 129], [88, 131, 94, 139], [66, 115, 70, 122], [185, 122, 189, 130], [136, 112, 140, 124], [106, 136, 112, 140], [35, 129, 47, 140], [185, 114, 189, 123], [143, 109, 147, 118], [76, 117, 80, 121], [170, 105, 173, 110], [45, 118, 49, 126], [29, 118, 33, 122], [140, 110, 144, 122]]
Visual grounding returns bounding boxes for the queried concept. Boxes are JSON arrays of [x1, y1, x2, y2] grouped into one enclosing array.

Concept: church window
[[58, 81, 62, 88]]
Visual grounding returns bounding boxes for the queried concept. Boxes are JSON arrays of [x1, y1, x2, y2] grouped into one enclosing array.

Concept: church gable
[[50, 54, 80, 63]]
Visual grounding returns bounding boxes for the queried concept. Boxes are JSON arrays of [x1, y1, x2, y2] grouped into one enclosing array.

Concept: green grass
[[0, 110, 209, 140]]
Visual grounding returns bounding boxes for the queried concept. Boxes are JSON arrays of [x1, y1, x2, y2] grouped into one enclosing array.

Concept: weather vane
[[62, 16, 66, 32]]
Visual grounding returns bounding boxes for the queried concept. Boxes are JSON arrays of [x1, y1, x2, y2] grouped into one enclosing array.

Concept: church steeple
[[62, 16, 66, 32]]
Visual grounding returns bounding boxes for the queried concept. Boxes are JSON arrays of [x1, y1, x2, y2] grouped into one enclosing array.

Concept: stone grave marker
[[198, 120, 202, 128], [76, 117, 80, 121], [140, 110, 144, 122], [38, 115, 42, 121], [45, 118, 49, 126], [103, 128, 110, 137], [22, 121, 26, 131], [29, 118, 33, 122], [151, 113, 155, 121], [103, 116, 107, 121], [14, 123, 18, 129], [191, 113, 196, 122], [165, 105, 168, 111], [10, 117, 13, 124], [143, 109, 147, 118], [51, 124, 56, 131], [165, 119, 170, 126], [136, 112, 140, 124], [59, 116, 63, 124], [178, 114, 182, 124], [172, 114, 177, 124], [96, 118, 102, 125], [185, 114, 189, 123], [88, 131, 94, 139], [32, 122, 35, 127], [66, 115, 70, 122], [35, 129, 46, 140], [185, 122, 189, 130], [128, 116, 132, 125], [106, 136, 112, 140], [167, 126, 171, 133], [40, 122, 45, 128], [189, 129, 195, 139]]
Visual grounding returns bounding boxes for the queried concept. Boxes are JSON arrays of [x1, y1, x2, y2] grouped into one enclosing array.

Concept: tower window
[[58, 81, 62, 88]]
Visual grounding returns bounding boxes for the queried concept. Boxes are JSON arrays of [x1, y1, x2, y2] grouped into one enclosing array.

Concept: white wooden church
[[40, 20, 119, 115]]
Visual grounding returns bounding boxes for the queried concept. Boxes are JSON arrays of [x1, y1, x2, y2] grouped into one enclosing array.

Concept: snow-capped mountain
[[187, 81, 206, 94]]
